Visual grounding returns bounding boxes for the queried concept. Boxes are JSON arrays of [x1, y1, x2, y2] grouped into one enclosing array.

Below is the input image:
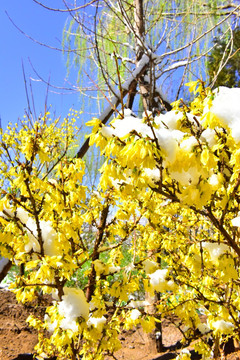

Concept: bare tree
[[56, 0, 239, 157], [21, 1, 239, 157]]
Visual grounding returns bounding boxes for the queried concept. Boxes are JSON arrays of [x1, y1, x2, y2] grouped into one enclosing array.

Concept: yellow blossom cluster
[[0, 113, 157, 359], [87, 81, 240, 357], [2, 83, 240, 358]]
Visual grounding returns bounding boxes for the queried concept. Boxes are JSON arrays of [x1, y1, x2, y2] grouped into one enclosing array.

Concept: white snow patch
[[87, 316, 106, 331], [129, 309, 141, 321], [119, 117, 151, 138], [201, 128, 217, 147], [143, 168, 161, 185], [25, 218, 59, 256], [231, 213, 240, 227], [128, 300, 151, 308], [206, 87, 240, 142], [211, 319, 234, 334], [44, 314, 58, 333], [165, 60, 188, 72], [58, 287, 89, 332], [202, 242, 230, 262], [149, 269, 174, 292], [170, 166, 200, 186], [155, 128, 179, 163], [180, 136, 198, 152], [155, 110, 183, 130], [208, 174, 219, 187]]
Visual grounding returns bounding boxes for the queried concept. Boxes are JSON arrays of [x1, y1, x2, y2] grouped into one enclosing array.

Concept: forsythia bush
[[1, 82, 240, 359]]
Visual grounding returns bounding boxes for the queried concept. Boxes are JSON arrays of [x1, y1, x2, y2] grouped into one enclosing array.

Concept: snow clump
[[155, 128, 181, 163], [25, 218, 59, 256], [205, 87, 240, 142], [155, 110, 183, 130], [128, 300, 151, 308], [202, 242, 231, 262], [210, 319, 234, 334], [44, 314, 58, 333], [58, 287, 89, 332], [200, 128, 217, 147], [101, 109, 184, 164], [129, 309, 141, 321], [87, 316, 107, 331], [231, 212, 240, 227], [101, 110, 152, 139], [149, 269, 175, 292], [0, 206, 60, 257], [143, 168, 161, 185]]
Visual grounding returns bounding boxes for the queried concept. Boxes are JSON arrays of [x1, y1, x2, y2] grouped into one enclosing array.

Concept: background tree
[[29, 1, 240, 162], [208, 26, 240, 88], [53, 0, 240, 156]]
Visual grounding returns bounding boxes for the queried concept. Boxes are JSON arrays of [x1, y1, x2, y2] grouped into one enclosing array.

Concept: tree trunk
[[134, 0, 171, 115]]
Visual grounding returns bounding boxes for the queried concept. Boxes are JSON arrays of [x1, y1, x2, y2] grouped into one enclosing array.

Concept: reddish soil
[[0, 288, 240, 360], [0, 288, 40, 360]]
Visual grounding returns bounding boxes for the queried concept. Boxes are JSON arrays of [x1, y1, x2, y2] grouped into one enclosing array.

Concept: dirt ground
[[0, 288, 240, 360]]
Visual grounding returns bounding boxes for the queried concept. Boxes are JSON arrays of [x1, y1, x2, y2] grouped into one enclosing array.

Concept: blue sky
[[1, 0, 84, 129]]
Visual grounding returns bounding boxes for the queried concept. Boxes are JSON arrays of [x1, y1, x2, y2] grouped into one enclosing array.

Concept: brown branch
[[113, 52, 125, 114], [205, 207, 240, 257], [126, 80, 138, 109], [85, 201, 110, 302]]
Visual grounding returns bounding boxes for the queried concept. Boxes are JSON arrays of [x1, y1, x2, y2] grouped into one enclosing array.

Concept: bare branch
[[210, 24, 234, 88], [75, 54, 150, 159], [155, 4, 240, 64], [32, 0, 98, 12]]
